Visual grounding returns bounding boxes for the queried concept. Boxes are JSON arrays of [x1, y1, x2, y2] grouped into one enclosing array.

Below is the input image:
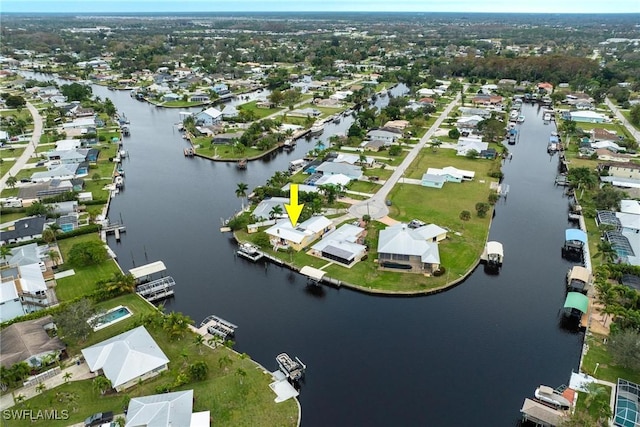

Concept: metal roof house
[[310, 224, 367, 266], [377, 224, 441, 275], [265, 216, 334, 252], [81, 326, 169, 392], [315, 162, 363, 180], [125, 389, 210, 427], [252, 197, 289, 221], [194, 107, 223, 126]]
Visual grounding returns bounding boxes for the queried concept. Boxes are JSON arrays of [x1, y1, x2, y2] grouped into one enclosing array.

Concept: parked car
[[36, 161, 45, 166], [84, 412, 114, 427], [385, 199, 392, 206]]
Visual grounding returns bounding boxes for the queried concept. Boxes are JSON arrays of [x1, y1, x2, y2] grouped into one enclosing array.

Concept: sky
[[1, 0, 638, 14]]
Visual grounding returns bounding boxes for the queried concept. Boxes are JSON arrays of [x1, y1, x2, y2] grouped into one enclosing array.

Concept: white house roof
[[81, 326, 169, 389], [367, 129, 399, 139], [456, 140, 488, 156], [315, 173, 353, 187], [31, 164, 77, 181], [413, 224, 448, 241], [620, 200, 640, 215], [197, 107, 222, 119], [0, 281, 19, 304], [378, 224, 440, 264], [303, 215, 333, 233], [334, 153, 375, 166], [570, 110, 606, 119], [8, 243, 43, 266], [591, 141, 621, 151], [421, 173, 447, 184], [54, 139, 82, 151], [315, 162, 362, 179], [281, 183, 319, 193], [252, 197, 289, 221], [62, 117, 95, 128], [126, 390, 207, 427], [265, 219, 313, 244], [18, 263, 47, 293]]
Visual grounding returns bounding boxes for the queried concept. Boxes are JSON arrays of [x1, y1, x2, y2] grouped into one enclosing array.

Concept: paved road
[[605, 97, 640, 142], [348, 92, 462, 219], [0, 102, 43, 192]]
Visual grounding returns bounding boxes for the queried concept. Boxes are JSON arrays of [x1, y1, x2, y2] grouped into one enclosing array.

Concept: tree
[[0, 245, 11, 264], [5, 176, 17, 189], [36, 382, 47, 394], [560, 119, 577, 146], [162, 311, 192, 340], [629, 104, 640, 127], [5, 95, 26, 109], [269, 204, 283, 219], [194, 334, 205, 355], [47, 249, 61, 268], [103, 98, 117, 117], [253, 232, 271, 248], [476, 118, 504, 143], [559, 409, 598, 427], [188, 361, 208, 381], [92, 375, 112, 395], [594, 240, 618, 264], [235, 368, 247, 385], [63, 372, 72, 383], [488, 191, 500, 205], [475, 202, 490, 218], [268, 89, 284, 106], [99, 271, 136, 296], [235, 182, 249, 209], [60, 83, 92, 102], [218, 355, 233, 371], [448, 128, 460, 139], [608, 329, 640, 370], [45, 223, 62, 245], [67, 241, 108, 266], [54, 298, 96, 342], [583, 382, 613, 423], [92, 172, 101, 181], [459, 210, 471, 228]]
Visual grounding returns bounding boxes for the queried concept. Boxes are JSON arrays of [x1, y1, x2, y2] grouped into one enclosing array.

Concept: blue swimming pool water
[[95, 307, 131, 325]]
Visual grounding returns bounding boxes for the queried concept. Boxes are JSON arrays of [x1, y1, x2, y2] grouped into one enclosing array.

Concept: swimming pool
[[88, 305, 133, 331]]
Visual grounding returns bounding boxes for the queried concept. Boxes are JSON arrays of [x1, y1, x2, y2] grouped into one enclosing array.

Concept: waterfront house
[[314, 173, 352, 187], [310, 224, 367, 266], [252, 197, 289, 221], [591, 140, 622, 153], [211, 132, 243, 144], [458, 107, 492, 118], [0, 216, 46, 245], [221, 105, 239, 119], [289, 108, 321, 118], [82, 325, 170, 392], [599, 162, 640, 181], [189, 94, 210, 103], [413, 224, 448, 242], [126, 390, 210, 427], [0, 316, 65, 368], [194, 107, 223, 126], [265, 216, 334, 252], [162, 93, 180, 102], [31, 164, 80, 183], [568, 111, 608, 123], [455, 137, 488, 157], [46, 149, 86, 164], [377, 224, 441, 274], [471, 94, 503, 107], [315, 162, 363, 180]]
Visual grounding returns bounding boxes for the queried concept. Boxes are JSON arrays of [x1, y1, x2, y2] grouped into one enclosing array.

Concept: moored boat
[[237, 242, 263, 262], [309, 122, 324, 135], [276, 353, 306, 382], [516, 115, 525, 123], [481, 241, 504, 268], [534, 385, 571, 409]]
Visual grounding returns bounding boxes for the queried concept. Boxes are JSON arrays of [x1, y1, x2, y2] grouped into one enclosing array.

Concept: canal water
[[26, 73, 583, 426]]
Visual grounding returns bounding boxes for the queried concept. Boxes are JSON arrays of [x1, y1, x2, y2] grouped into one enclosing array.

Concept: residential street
[[0, 102, 43, 192], [604, 97, 640, 142]]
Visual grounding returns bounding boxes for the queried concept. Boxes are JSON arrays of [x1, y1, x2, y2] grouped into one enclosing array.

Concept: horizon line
[[2, 10, 640, 14]]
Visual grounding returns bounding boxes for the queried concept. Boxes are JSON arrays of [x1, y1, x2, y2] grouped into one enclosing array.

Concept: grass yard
[[1, 146, 26, 161], [54, 234, 122, 301], [581, 333, 640, 384], [196, 141, 267, 160], [161, 100, 205, 108], [621, 110, 640, 132], [293, 103, 343, 118], [0, 187, 20, 198], [0, 211, 26, 225], [347, 180, 381, 194], [237, 100, 284, 119], [13, 293, 297, 427], [404, 146, 498, 181]]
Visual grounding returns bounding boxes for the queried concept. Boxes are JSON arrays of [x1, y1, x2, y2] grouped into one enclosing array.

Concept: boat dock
[[184, 147, 194, 157], [136, 276, 176, 302], [198, 315, 238, 340], [276, 353, 306, 382], [237, 243, 264, 262], [100, 222, 126, 242]]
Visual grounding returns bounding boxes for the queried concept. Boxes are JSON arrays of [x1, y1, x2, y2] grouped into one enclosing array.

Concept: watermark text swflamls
[[2, 409, 69, 421]]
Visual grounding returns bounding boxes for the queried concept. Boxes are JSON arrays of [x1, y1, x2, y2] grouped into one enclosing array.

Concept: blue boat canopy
[[565, 229, 587, 244], [564, 292, 589, 314]]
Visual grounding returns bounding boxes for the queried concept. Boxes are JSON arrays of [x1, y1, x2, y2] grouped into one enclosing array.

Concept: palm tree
[[594, 240, 618, 264], [218, 355, 233, 371], [102, 272, 136, 295], [47, 249, 60, 268], [63, 372, 72, 383], [92, 376, 112, 395], [14, 393, 25, 403], [5, 176, 17, 189], [0, 246, 11, 265], [430, 139, 442, 152], [459, 210, 471, 228], [235, 182, 249, 210], [194, 334, 205, 354], [235, 368, 247, 385], [269, 205, 283, 219], [583, 383, 612, 422], [45, 223, 62, 246], [36, 382, 47, 394]]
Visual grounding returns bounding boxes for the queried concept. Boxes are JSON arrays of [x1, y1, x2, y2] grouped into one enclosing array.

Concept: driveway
[[604, 97, 640, 142]]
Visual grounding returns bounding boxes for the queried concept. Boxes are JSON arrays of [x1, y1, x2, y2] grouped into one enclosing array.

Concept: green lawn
[[621, 110, 640, 132], [11, 293, 298, 427], [237, 100, 284, 119], [54, 234, 122, 301], [195, 141, 267, 160], [581, 333, 640, 385], [1, 146, 26, 161], [0, 187, 19, 198], [0, 211, 26, 225], [347, 180, 381, 194], [160, 100, 205, 108], [293, 103, 342, 118]]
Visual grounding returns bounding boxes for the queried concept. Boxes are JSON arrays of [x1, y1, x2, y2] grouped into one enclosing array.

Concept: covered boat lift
[[562, 229, 587, 262], [563, 292, 589, 319], [129, 261, 167, 283], [566, 266, 592, 294], [300, 265, 326, 285], [520, 398, 566, 426]]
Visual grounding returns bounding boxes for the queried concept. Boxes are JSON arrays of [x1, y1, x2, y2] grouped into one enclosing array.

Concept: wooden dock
[[100, 223, 126, 242]]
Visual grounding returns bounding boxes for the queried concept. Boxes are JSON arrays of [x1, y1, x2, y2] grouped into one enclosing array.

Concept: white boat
[[516, 115, 525, 123], [237, 242, 263, 262], [309, 122, 324, 135], [509, 110, 519, 121], [534, 385, 571, 409], [543, 113, 551, 121], [276, 353, 306, 382]]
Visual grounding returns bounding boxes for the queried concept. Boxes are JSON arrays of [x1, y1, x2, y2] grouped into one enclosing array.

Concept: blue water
[[95, 307, 131, 325]]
